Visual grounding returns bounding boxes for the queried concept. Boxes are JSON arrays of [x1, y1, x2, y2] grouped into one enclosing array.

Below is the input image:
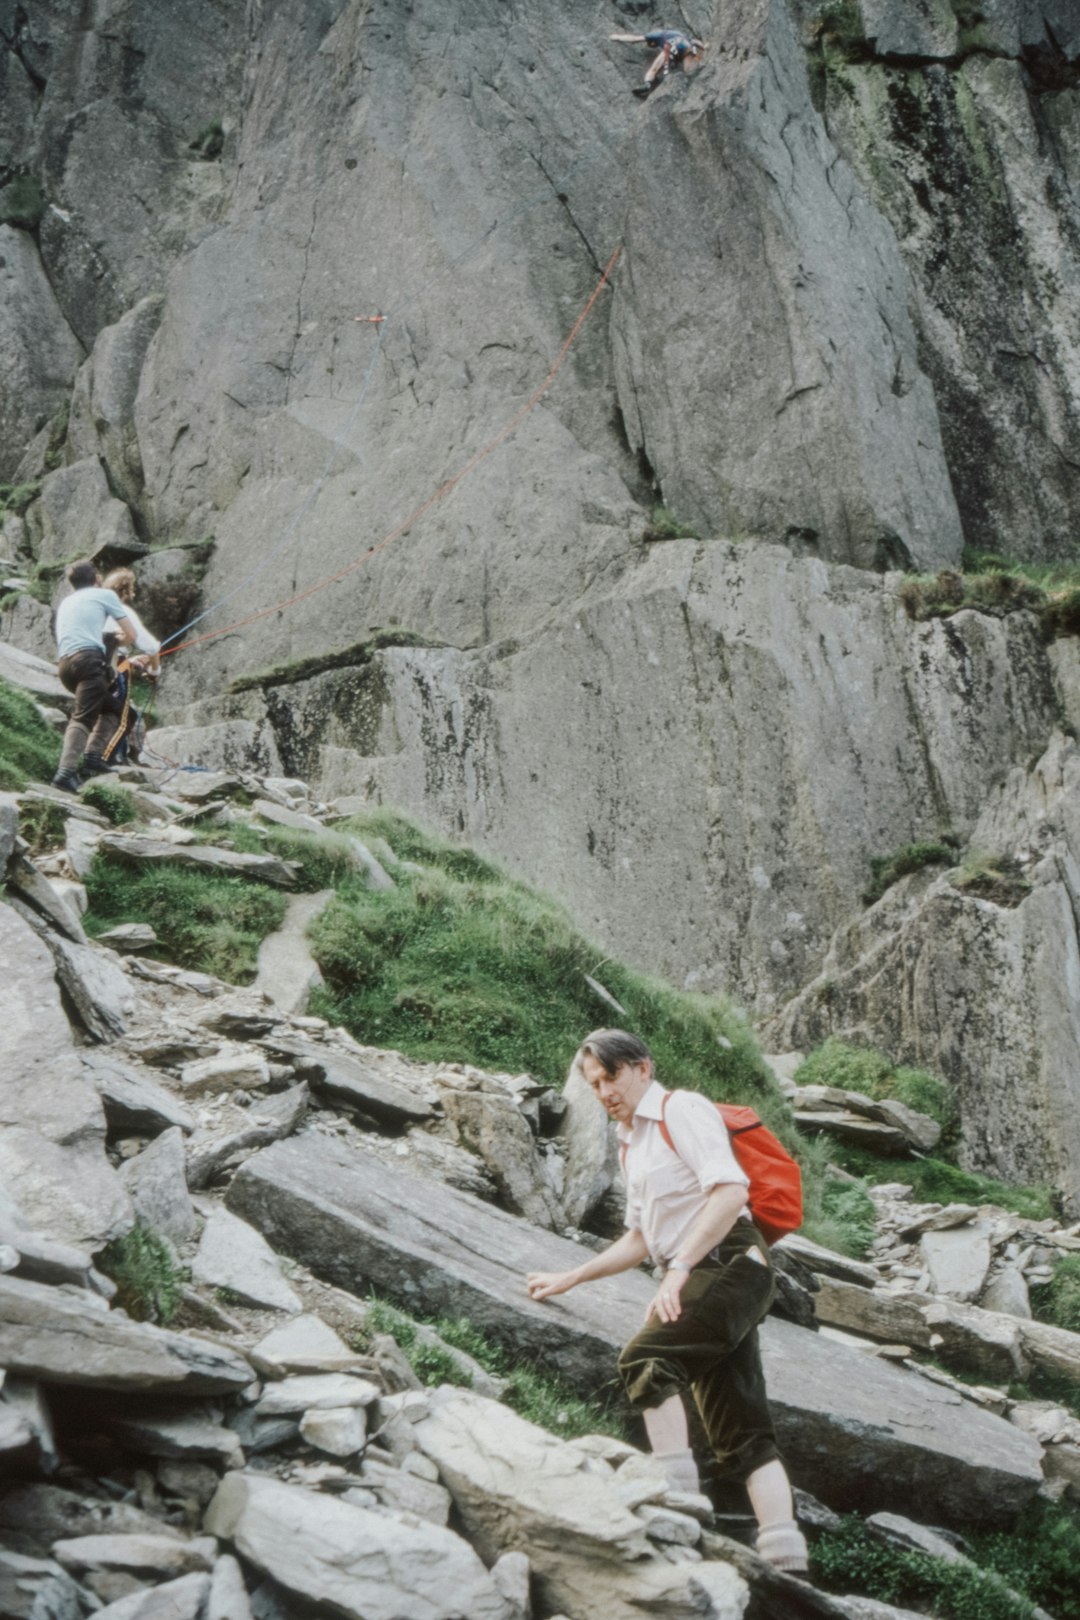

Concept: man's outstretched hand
[[526, 1270, 577, 1302]]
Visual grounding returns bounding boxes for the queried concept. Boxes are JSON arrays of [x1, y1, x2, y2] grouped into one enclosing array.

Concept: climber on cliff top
[[610, 26, 707, 95]]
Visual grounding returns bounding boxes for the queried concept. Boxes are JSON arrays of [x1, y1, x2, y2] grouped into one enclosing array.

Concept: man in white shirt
[[527, 1027, 808, 1574], [51, 559, 159, 792]]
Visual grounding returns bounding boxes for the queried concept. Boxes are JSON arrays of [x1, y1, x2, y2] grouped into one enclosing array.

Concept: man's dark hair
[[579, 1028, 652, 1075], [67, 560, 99, 590]]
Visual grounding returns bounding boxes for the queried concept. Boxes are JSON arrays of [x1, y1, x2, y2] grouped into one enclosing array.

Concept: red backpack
[[659, 1091, 802, 1245]]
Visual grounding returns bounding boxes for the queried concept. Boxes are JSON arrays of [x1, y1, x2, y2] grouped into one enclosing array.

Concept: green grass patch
[[0, 174, 47, 230], [0, 480, 41, 517], [830, 1141, 1056, 1221], [361, 1298, 627, 1438], [309, 811, 781, 1118], [811, 1515, 1036, 1619], [899, 551, 1080, 640], [80, 780, 139, 826], [0, 678, 60, 790], [974, 1499, 1080, 1620], [224, 821, 363, 891], [951, 851, 1032, 908], [643, 505, 700, 542], [863, 837, 959, 904], [1007, 1366, 1080, 1421], [796, 1039, 957, 1139], [17, 797, 68, 855], [227, 629, 440, 694], [84, 854, 287, 983], [805, 1176, 878, 1259], [98, 1223, 186, 1326], [1029, 1253, 1080, 1335]]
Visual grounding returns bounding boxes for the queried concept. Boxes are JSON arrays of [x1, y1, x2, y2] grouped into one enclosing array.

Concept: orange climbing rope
[[162, 241, 623, 661]]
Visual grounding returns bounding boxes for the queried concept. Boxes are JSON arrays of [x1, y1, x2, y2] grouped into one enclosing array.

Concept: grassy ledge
[[0, 678, 60, 790]]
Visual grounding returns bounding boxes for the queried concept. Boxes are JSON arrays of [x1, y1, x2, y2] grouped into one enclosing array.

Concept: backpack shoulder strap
[[658, 1089, 677, 1155]]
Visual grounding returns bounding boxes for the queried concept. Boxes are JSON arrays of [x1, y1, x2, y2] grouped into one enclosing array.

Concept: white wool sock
[[653, 1446, 700, 1495], [756, 1519, 809, 1574]]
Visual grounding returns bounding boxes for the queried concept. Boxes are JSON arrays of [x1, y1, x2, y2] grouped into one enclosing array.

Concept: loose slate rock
[[205, 1471, 512, 1620], [0, 1275, 253, 1394], [260, 1034, 439, 1126], [250, 1313, 359, 1376], [99, 833, 299, 886], [52, 1533, 215, 1578], [84, 1055, 196, 1137], [91, 1571, 211, 1620], [192, 1207, 301, 1313], [255, 1373, 380, 1417], [119, 1128, 196, 1244], [0, 907, 131, 1247]]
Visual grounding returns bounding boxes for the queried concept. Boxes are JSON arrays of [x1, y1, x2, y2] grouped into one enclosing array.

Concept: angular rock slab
[[192, 1206, 301, 1313], [205, 1472, 512, 1620], [253, 888, 331, 1016], [260, 1034, 440, 1127], [119, 1128, 196, 1245], [92, 1571, 211, 1619], [229, 1132, 1044, 1526], [99, 833, 299, 886], [0, 905, 131, 1248], [0, 1275, 252, 1394]]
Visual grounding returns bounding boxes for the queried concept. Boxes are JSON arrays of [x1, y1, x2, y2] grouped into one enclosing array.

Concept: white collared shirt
[[619, 1080, 749, 1265]]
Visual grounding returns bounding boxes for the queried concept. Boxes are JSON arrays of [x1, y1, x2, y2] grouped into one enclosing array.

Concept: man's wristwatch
[[668, 1260, 692, 1274]]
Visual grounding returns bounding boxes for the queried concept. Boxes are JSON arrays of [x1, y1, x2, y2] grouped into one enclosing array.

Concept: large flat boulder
[[205, 1472, 512, 1620], [0, 905, 131, 1248], [228, 1132, 1043, 1526], [0, 1275, 253, 1394]]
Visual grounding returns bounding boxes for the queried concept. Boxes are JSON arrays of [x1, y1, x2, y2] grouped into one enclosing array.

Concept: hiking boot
[[81, 755, 116, 778], [51, 769, 83, 795]]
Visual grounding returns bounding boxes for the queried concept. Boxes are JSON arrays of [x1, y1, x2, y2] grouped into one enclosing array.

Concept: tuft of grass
[[831, 1141, 1056, 1221], [899, 551, 1080, 640], [805, 1176, 877, 1259], [189, 119, 224, 160], [863, 836, 959, 904], [362, 1298, 627, 1438], [0, 678, 60, 790], [972, 1499, 1080, 1620], [951, 852, 1032, 908], [98, 1223, 186, 1325], [1029, 1253, 1080, 1335], [309, 811, 782, 1121], [0, 173, 47, 230], [811, 1515, 1037, 1619], [80, 780, 139, 826], [643, 505, 700, 542], [0, 480, 41, 517], [83, 854, 287, 983], [18, 797, 68, 856]]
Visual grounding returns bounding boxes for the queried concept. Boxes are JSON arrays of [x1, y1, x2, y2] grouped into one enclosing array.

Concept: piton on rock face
[[0, 756, 1078, 1620]]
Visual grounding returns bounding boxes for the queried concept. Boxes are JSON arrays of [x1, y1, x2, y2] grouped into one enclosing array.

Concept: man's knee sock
[[756, 1520, 809, 1573], [58, 721, 90, 775], [653, 1445, 700, 1495]]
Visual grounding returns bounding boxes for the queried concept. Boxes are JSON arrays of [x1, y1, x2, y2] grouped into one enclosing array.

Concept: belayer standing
[[51, 559, 160, 793], [611, 26, 707, 95], [526, 1028, 809, 1576]]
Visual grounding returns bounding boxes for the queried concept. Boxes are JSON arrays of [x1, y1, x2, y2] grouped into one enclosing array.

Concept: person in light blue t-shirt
[[51, 559, 146, 793]]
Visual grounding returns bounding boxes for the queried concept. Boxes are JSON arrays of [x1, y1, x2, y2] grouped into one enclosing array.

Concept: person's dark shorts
[[617, 1222, 780, 1481]]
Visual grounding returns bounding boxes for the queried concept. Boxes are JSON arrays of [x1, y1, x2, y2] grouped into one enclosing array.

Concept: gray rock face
[[816, 15, 1080, 563], [0, 225, 82, 481], [770, 732, 1080, 1210], [239, 544, 1060, 1023], [67, 296, 165, 508], [205, 1472, 513, 1620], [0, 904, 131, 1248], [0, 1274, 252, 1393], [228, 1130, 1042, 1525], [27, 457, 142, 565]]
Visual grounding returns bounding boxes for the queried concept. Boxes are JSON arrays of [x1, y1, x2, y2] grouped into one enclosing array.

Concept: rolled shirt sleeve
[[663, 1091, 749, 1195]]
